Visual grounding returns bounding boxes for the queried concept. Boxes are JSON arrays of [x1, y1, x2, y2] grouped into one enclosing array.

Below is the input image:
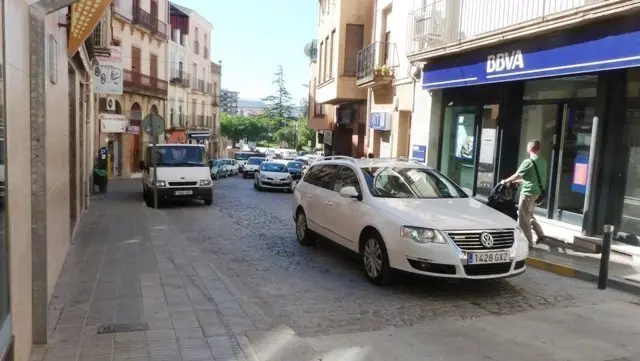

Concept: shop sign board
[[423, 18, 640, 89]]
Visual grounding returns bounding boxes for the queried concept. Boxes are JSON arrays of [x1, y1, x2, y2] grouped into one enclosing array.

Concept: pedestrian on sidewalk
[[501, 139, 547, 247]]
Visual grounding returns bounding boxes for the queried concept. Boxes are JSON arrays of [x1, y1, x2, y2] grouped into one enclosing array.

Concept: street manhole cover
[[97, 322, 149, 334]]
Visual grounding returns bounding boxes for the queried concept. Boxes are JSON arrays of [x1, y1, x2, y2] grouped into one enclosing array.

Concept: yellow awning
[[67, 0, 113, 56]]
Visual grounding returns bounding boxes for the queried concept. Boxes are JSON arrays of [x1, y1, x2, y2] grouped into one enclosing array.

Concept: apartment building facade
[[165, 3, 217, 150], [221, 89, 239, 114], [1, 0, 108, 359], [356, 0, 418, 159], [406, 0, 640, 247], [111, 0, 169, 177], [167, 2, 190, 134], [210, 61, 222, 156], [309, 0, 374, 157]]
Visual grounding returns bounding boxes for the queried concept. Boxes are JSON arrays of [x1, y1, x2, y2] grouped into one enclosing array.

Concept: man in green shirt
[[501, 139, 547, 247]]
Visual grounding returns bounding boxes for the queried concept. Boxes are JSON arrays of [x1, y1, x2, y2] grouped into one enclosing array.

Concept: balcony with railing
[[211, 62, 221, 74], [169, 69, 190, 88], [356, 42, 398, 87], [123, 69, 168, 98], [132, 7, 168, 39], [406, 0, 620, 59]]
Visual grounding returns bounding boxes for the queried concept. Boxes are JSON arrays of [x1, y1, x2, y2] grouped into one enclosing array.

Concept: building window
[[329, 29, 335, 79], [194, 27, 199, 54], [383, 31, 391, 65], [319, 41, 324, 82], [344, 24, 364, 76], [324, 35, 329, 80], [48, 34, 58, 84]]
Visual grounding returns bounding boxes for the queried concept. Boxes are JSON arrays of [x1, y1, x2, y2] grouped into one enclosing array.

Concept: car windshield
[[247, 157, 266, 165], [210, 160, 220, 167], [222, 159, 232, 165], [261, 163, 288, 172], [148, 146, 206, 166], [235, 152, 257, 160], [360, 166, 468, 199], [294, 158, 309, 165], [287, 162, 303, 169]]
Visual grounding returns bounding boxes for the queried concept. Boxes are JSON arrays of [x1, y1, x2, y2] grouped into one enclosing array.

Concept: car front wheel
[[361, 233, 393, 286]]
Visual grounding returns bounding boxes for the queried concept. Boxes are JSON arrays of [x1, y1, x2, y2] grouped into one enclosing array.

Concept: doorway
[[520, 102, 596, 225]]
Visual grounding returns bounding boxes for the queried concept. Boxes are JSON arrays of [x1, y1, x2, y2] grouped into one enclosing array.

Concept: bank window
[[0, 0, 9, 340], [621, 69, 640, 238], [523, 76, 597, 101], [439, 106, 477, 192]]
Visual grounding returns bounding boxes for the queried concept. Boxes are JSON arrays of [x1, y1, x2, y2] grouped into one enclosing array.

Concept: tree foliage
[[261, 65, 295, 125], [220, 113, 271, 144], [297, 118, 316, 151]]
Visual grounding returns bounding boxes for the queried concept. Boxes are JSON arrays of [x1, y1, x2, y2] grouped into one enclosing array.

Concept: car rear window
[[247, 158, 265, 165]]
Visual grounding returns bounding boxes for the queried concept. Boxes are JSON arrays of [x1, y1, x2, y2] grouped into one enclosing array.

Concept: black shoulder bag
[[531, 160, 547, 204]]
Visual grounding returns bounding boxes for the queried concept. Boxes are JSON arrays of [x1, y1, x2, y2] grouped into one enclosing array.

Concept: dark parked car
[[285, 161, 304, 180]]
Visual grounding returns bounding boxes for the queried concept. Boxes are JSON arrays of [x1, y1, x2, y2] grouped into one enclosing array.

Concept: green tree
[[261, 65, 295, 126], [220, 114, 270, 144], [297, 118, 316, 151], [273, 124, 297, 147]]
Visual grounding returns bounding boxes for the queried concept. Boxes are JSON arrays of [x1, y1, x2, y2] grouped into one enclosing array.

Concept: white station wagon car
[[291, 156, 529, 285]]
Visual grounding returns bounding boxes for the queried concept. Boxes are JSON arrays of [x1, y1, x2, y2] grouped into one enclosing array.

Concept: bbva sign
[[486, 50, 525, 73]]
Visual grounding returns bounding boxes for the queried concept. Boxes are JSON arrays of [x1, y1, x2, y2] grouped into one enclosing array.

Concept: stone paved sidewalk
[[30, 181, 265, 361]]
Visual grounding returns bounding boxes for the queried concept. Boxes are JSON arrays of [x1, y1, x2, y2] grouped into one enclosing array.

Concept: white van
[[140, 144, 213, 206]]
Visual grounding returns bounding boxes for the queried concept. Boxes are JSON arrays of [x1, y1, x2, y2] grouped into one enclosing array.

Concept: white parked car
[[242, 156, 266, 178], [220, 158, 239, 176], [254, 161, 293, 192], [291, 156, 528, 285]]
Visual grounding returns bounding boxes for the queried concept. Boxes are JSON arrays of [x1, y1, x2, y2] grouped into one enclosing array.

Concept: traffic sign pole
[[142, 114, 165, 209]]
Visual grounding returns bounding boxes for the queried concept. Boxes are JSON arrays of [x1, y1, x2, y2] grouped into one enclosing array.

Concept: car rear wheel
[[361, 233, 393, 286], [295, 210, 315, 246]]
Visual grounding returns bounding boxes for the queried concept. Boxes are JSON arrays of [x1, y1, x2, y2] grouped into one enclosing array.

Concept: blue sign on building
[[369, 112, 392, 131], [412, 145, 426, 163], [422, 17, 640, 89]]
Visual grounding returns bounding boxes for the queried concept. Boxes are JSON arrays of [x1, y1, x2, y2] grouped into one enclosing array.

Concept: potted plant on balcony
[[373, 64, 394, 78]]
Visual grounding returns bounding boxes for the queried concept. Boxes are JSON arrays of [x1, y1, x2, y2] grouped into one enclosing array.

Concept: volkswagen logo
[[480, 232, 494, 248]]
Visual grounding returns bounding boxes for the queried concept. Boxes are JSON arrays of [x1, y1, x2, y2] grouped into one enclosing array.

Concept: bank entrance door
[[522, 103, 596, 226]]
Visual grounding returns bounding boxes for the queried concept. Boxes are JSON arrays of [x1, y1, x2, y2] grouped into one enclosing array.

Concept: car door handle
[[324, 201, 332, 206]]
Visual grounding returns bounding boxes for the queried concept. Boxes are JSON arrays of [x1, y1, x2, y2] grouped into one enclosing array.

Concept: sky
[[172, 0, 317, 103]]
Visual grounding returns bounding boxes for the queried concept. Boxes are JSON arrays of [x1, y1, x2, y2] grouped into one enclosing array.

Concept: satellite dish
[[304, 43, 312, 57]]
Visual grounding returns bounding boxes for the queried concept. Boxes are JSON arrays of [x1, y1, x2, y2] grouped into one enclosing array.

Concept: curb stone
[[526, 257, 640, 296]]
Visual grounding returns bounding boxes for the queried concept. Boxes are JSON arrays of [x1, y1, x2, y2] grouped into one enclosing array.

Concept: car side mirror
[[339, 186, 361, 200], [139, 160, 146, 170]]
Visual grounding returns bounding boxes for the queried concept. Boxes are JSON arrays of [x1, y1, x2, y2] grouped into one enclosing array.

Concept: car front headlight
[[400, 226, 446, 244], [199, 179, 212, 186], [153, 180, 166, 187], [286, 175, 292, 180], [260, 174, 267, 179]]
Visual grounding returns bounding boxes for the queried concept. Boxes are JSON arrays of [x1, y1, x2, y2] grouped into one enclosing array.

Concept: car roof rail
[[322, 156, 357, 164]]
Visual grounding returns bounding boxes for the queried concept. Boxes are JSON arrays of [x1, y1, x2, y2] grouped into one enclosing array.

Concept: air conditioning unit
[[106, 97, 116, 111]]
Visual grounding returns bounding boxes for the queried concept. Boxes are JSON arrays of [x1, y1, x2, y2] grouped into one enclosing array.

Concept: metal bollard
[[598, 224, 614, 290]]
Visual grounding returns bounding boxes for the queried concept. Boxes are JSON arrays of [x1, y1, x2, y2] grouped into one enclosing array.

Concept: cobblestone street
[[32, 178, 640, 361]]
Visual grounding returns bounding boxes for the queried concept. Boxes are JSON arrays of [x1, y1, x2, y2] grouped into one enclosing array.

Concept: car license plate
[[174, 190, 193, 195], [467, 251, 510, 264]]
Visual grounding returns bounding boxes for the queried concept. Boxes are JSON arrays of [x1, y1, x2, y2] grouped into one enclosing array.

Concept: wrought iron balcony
[[406, 0, 613, 56], [132, 7, 168, 39], [356, 42, 398, 87], [123, 69, 168, 98], [210, 62, 221, 74], [169, 70, 190, 88]]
